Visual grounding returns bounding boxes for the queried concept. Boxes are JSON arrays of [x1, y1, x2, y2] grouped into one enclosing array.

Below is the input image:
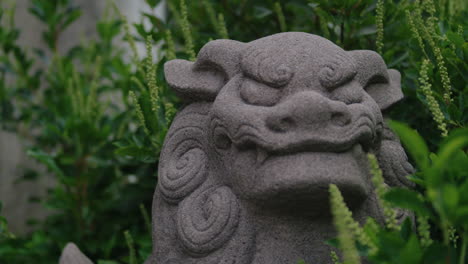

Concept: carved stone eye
[[213, 126, 232, 150], [215, 133, 231, 150], [363, 74, 389, 88], [240, 78, 281, 106]]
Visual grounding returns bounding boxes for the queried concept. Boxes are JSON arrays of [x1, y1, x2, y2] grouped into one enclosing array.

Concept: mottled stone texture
[[59, 243, 93, 264], [145, 32, 414, 264]]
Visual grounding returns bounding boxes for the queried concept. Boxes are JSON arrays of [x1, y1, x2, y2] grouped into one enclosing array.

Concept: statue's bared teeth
[[352, 144, 363, 154], [256, 146, 269, 164]]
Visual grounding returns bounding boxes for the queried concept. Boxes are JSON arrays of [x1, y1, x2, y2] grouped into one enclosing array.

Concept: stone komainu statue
[[147, 32, 414, 264], [60, 32, 414, 264]]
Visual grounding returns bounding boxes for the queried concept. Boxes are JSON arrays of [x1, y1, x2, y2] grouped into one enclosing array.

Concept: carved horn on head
[[164, 39, 245, 102], [349, 50, 404, 111]]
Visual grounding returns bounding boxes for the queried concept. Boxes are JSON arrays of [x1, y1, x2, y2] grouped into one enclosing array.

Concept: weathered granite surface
[[58, 32, 414, 264], [59, 243, 93, 264], [146, 32, 414, 264]]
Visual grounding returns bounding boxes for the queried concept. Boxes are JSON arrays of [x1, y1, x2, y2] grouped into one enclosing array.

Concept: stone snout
[[210, 80, 379, 209], [264, 91, 353, 134]]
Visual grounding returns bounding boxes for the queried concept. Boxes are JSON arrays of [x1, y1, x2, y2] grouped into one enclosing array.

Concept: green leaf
[[446, 31, 464, 48], [15, 169, 40, 183], [387, 51, 409, 68], [114, 145, 155, 162], [398, 235, 422, 263], [143, 13, 165, 32], [145, 0, 161, 8], [27, 149, 65, 179], [433, 128, 468, 173], [400, 218, 413, 241], [355, 25, 377, 36], [388, 121, 430, 170], [253, 6, 273, 19], [459, 181, 468, 205], [133, 23, 148, 39], [422, 243, 447, 263], [0, 218, 5, 234], [463, 42, 468, 59], [384, 188, 431, 217], [455, 206, 468, 227], [405, 173, 425, 186], [97, 261, 119, 264], [441, 184, 459, 212], [62, 9, 82, 30]]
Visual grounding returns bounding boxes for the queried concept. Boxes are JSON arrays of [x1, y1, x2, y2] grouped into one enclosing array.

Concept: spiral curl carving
[[241, 47, 293, 87], [319, 53, 356, 89], [258, 60, 293, 87], [159, 127, 208, 203], [177, 186, 240, 256]]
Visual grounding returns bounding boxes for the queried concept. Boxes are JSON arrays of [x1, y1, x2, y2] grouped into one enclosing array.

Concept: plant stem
[[340, 22, 344, 46], [124, 230, 137, 264], [460, 232, 467, 264]]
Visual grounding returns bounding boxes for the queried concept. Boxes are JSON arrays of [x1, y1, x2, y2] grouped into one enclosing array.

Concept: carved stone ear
[[368, 69, 403, 111], [164, 59, 226, 102], [349, 50, 404, 111], [164, 39, 245, 102]]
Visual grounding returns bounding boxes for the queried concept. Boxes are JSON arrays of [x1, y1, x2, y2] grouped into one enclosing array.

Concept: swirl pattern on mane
[[177, 186, 240, 256], [159, 126, 208, 203]]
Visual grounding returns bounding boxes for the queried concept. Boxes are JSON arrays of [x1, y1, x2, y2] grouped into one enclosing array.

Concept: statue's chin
[[238, 144, 371, 211]]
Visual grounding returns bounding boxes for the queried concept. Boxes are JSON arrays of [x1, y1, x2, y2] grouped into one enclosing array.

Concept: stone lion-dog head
[[148, 32, 414, 264]]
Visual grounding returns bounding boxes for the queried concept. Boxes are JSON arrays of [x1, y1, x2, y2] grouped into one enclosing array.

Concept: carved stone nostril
[[267, 116, 296, 133], [331, 112, 351, 126]]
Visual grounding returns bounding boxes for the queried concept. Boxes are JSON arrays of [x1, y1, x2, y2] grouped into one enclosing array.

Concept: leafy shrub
[[0, 0, 466, 263], [1, 0, 159, 262], [326, 0, 468, 263], [329, 124, 468, 264]]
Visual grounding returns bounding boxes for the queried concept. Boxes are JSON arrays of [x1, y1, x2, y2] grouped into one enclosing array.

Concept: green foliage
[[28, 0, 82, 51], [124, 231, 136, 264], [329, 184, 361, 264], [179, 0, 196, 61], [0, 0, 158, 262], [331, 126, 468, 263], [0, 0, 467, 263], [274, 2, 287, 32], [0, 202, 14, 240], [418, 59, 449, 137], [368, 154, 400, 231], [375, 0, 384, 54], [351, 124, 468, 264], [328, 0, 467, 262]]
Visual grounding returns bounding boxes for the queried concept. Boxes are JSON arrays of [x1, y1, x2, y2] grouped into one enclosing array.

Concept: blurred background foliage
[[0, 0, 466, 263]]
